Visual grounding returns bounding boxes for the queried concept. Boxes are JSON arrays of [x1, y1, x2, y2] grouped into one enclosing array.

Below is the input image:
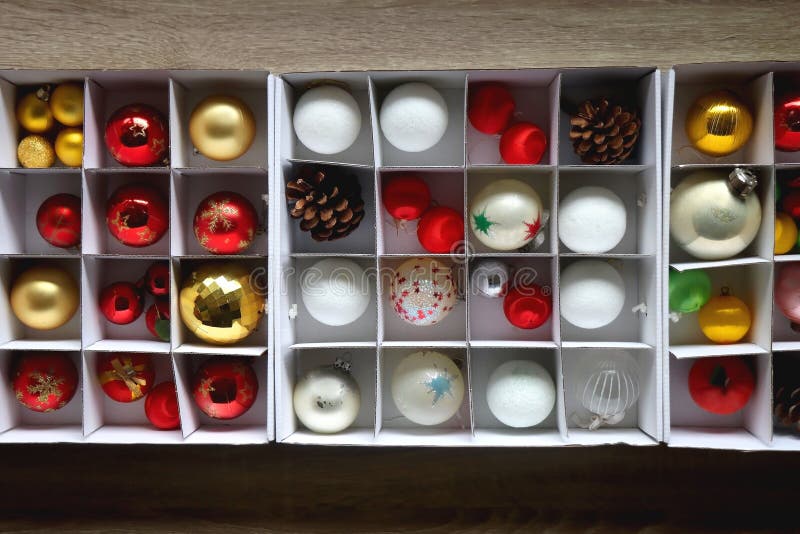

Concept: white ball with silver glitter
[[293, 363, 361, 434], [391, 351, 465, 426], [486, 360, 556, 428], [379, 82, 449, 153], [293, 85, 362, 155], [560, 259, 626, 330], [470, 260, 510, 298], [559, 186, 627, 253], [301, 258, 370, 326]]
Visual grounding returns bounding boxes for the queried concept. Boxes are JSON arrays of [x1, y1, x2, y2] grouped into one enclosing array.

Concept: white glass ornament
[[390, 257, 457, 326], [293, 360, 361, 434], [470, 259, 510, 298], [558, 186, 627, 253], [560, 260, 625, 329], [469, 178, 544, 251], [391, 351, 465, 426], [574, 350, 640, 429], [293, 85, 362, 155], [379, 82, 448, 152], [300, 258, 370, 326], [486, 360, 555, 428]]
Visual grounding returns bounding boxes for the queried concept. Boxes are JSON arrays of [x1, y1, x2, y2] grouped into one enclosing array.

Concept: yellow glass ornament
[[10, 266, 79, 330], [55, 127, 83, 167], [18, 135, 55, 168], [698, 289, 751, 344], [775, 212, 798, 255], [16, 92, 54, 133], [685, 90, 753, 157], [189, 95, 256, 161], [50, 83, 84, 126], [179, 262, 265, 344]]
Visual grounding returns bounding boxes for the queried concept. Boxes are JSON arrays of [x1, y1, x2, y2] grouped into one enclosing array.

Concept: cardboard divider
[[0, 77, 16, 168]]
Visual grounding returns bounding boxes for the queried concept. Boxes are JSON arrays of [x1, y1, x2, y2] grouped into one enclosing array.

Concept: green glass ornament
[[669, 268, 712, 314]]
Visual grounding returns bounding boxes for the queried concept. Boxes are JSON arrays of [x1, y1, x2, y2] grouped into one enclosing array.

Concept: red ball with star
[[13, 352, 78, 412], [499, 122, 547, 164], [145, 299, 170, 341], [775, 94, 800, 152], [468, 83, 515, 135], [503, 284, 552, 329], [192, 357, 258, 420], [104, 104, 168, 166], [36, 193, 81, 248], [96, 353, 155, 403], [106, 183, 169, 247], [99, 281, 144, 325], [193, 191, 259, 254], [382, 175, 431, 221], [143, 261, 170, 297], [145, 381, 181, 430], [417, 206, 464, 254]]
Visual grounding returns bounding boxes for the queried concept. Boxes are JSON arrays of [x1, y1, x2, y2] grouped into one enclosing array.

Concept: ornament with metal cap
[[469, 178, 545, 251], [572, 350, 640, 430], [293, 359, 361, 434]]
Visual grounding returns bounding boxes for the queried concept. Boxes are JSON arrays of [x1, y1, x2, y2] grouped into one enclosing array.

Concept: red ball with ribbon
[[417, 205, 464, 254], [775, 94, 800, 152], [145, 300, 170, 342], [106, 183, 169, 247], [503, 283, 552, 329], [192, 357, 258, 420], [99, 281, 144, 325], [468, 83, 515, 135], [193, 191, 259, 254], [13, 353, 78, 412], [145, 381, 181, 430], [96, 353, 155, 403], [382, 175, 431, 221], [144, 261, 170, 297], [104, 104, 168, 167], [36, 193, 81, 248], [500, 122, 547, 164]]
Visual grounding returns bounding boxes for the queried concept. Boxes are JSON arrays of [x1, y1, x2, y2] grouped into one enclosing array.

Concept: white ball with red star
[[469, 178, 544, 251], [390, 257, 457, 327]]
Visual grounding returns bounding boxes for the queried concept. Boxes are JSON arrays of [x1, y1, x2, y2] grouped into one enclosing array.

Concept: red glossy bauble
[[106, 183, 169, 247], [145, 381, 181, 430], [499, 122, 547, 164], [688, 356, 755, 415], [417, 206, 464, 254], [99, 281, 144, 325], [503, 284, 552, 329], [104, 104, 168, 166], [468, 84, 515, 135], [782, 190, 800, 219], [145, 300, 170, 342], [193, 191, 259, 254], [192, 357, 258, 420], [96, 353, 155, 403], [382, 175, 431, 221], [144, 261, 170, 297], [775, 94, 800, 152], [36, 193, 81, 248], [13, 353, 78, 412]]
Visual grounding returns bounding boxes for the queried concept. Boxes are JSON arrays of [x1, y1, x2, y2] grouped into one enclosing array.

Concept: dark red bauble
[[144, 261, 170, 297], [688, 356, 755, 415], [782, 190, 800, 219], [145, 381, 181, 430], [145, 300, 170, 342], [96, 353, 155, 403], [106, 183, 169, 247], [499, 122, 547, 164], [468, 84, 515, 135], [13, 353, 78, 413], [503, 284, 552, 329], [193, 191, 259, 254], [417, 205, 464, 254], [104, 103, 168, 167], [36, 193, 81, 248], [775, 95, 800, 152], [192, 357, 258, 420], [99, 281, 144, 325], [382, 175, 431, 221]]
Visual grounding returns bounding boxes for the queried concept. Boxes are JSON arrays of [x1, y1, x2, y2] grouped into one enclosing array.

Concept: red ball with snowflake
[[390, 257, 458, 327], [13, 352, 78, 412], [192, 357, 259, 420], [104, 104, 168, 167], [193, 191, 259, 254]]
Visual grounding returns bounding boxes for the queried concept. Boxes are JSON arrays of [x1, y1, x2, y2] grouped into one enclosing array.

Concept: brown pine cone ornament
[[286, 167, 365, 242], [569, 98, 641, 165], [774, 357, 800, 433]]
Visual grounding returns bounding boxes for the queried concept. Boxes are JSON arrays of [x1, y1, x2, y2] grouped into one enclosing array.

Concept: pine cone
[[569, 98, 641, 165], [775, 358, 800, 432], [286, 167, 365, 242]]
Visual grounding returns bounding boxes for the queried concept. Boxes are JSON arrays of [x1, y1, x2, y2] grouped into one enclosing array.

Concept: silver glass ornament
[[470, 260, 511, 298]]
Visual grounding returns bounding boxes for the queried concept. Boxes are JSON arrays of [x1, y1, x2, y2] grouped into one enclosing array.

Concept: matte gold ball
[[16, 92, 54, 133], [50, 83, 84, 126], [189, 95, 256, 161], [10, 266, 79, 330], [685, 90, 753, 157], [55, 127, 83, 167], [18, 135, 55, 168]]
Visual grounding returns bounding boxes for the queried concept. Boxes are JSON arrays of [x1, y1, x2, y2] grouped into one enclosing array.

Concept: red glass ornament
[[104, 104, 168, 166], [192, 357, 258, 420], [96, 353, 155, 403], [468, 84, 515, 135], [145, 300, 170, 342], [499, 122, 547, 164], [144, 261, 170, 297], [688, 356, 755, 415], [99, 281, 144, 325], [783, 190, 800, 219], [503, 284, 552, 329], [193, 191, 259, 254], [775, 94, 800, 152], [36, 193, 81, 248], [13, 353, 78, 412], [417, 205, 464, 254], [382, 175, 431, 221], [145, 381, 181, 430], [106, 183, 169, 247]]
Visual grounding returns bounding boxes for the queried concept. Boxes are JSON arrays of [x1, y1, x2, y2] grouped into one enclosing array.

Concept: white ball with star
[[469, 178, 544, 251], [390, 257, 457, 326], [391, 351, 465, 426]]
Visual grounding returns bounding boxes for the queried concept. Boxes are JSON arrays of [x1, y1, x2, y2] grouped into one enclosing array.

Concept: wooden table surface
[[2, 1, 800, 532]]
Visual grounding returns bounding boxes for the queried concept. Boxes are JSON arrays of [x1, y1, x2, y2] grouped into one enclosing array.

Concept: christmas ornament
[[96, 353, 155, 402], [776, 94, 800, 152], [145, 300, 170, 342], [560, 260, 625, 330], [774, 357, 800, 432], [470, 259, 510, 298], [782, 190, 800, 219], [193, 191, 258, 254], [469, 178, 543, 251], [293, 360, 361, 434], [13, 353, 78, 413], [486, 360, 555, 428], [286, 167, 365, 242], [390, 257, 457, 326], [50, 83, 84, 127], [686, 90, 753, 157], [668, 268, 711, 314], [774, 263, 800, 326], [499, 122, 547, 164], [106, 183, 169, 247], [144, 262, 170, 297], [300, 258, 370, 326], [574, 350, 640, 429], [391, 351, 465, 426], [104, 103, 168, 166], [670, 168, 761, 260], [179, 262, 265, 345], [145, 381, 181, 430], [189, 95, 256, 161], [10, 265, 79, 330], [54, 127, 83, 167], [416, 206, 464, 254], [569, 98, 640, 164], [16, 90, 54, 133], [192, 357, 258, 419], [382, 175, 431, 221], [503, 284, 552, 330], [379, 82, 448, 152], [36, 193, 81, 249], [468, 83, 515, 135], [775, 212, 798, 255], [558, 186, 627, 253], [689, 356, 754, 415], [17, 135, 55, 168], [698, 289, 751, 344], [293, 85, 361, 155], [99, 281, 144, 325]]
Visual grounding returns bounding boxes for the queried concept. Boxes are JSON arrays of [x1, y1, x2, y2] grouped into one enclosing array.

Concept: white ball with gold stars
[[469, 178, 544, 251], [391, 351, 465, 426]]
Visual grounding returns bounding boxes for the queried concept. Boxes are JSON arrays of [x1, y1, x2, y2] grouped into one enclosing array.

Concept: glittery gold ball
[[189, 95, 256, 161], [18, 135, 55, 168], [50, 83, 84, 126], [10, 266, 79, 330], [685, 90, 754, 157], [55, 127, 83, 167], [16, 92, 54, 133]]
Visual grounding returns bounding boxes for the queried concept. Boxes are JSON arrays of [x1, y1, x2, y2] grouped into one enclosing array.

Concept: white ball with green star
[[469, 178, 544, 251]]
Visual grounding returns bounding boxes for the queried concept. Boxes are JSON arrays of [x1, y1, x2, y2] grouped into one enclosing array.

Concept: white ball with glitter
[[391, 351, 465, 426], [390, 257, 457, 326], [379, 82, 448, 152], [293, 85, 362, 155], [560, 259, 626, 330], [558, 186, 627, 253], [486, 360, 555, 428], [301, 258, 370, 326]]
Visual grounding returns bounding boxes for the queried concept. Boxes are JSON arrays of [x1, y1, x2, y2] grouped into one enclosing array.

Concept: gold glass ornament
[[55, 127, 83, 167], [16, 91, 54, 133], [179, 262, 265, 344], [50, 83, 84, 126], [18, 135, 55, 168], [685, 90, 753, 157], [189, 95, 256, 161], [775, 212, 798, 255], [10, 266, 79, 330], [698, 289, 751, 344]]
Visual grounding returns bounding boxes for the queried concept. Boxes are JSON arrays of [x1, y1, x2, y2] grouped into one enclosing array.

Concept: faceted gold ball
[[18, 135, 55, 168], [10, 266, 79, 330], [55, 127, 83, 167], [189, 95, 256, 161], [179, 262, 265, 345], [50, 83, 84, 127], [685, 90, 753, 157], [16, 92, 54, 133]]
